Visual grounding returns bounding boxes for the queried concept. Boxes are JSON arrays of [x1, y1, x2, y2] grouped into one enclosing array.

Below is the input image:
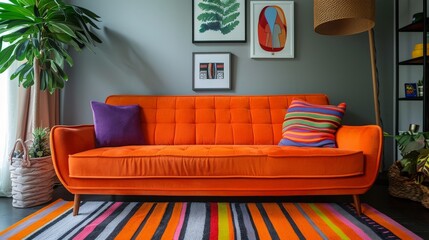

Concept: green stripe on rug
[[309, 203, 349, 240], [218, 203, 229, 240]]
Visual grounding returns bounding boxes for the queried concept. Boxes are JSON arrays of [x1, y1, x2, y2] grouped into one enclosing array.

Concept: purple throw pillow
[[91, 101, 144, 147]]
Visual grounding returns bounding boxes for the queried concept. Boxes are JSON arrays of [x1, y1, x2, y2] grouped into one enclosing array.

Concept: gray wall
[[64, 0, 394, 167]]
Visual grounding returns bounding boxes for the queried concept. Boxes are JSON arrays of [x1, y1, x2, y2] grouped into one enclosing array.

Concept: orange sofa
[[50, 94, 382, 216]]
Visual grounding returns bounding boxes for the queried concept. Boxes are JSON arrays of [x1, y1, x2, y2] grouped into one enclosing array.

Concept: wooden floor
[[1, 178, 429, 239]]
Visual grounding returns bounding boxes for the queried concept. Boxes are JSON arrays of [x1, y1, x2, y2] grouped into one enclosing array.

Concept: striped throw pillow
[[278, 99, 346, 148]]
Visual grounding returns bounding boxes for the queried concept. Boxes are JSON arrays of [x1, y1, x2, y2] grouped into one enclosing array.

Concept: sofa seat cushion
[[68, 145, 364, 179]]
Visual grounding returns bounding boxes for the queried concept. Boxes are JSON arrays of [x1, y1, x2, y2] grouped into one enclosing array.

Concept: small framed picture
[[250, 1, 294, 58], [193, 52, 232, 90], [192, 0, 246, 43], [405, 83, 418, 98]]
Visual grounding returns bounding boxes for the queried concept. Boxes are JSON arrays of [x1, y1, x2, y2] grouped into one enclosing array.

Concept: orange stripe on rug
[[226, 203, 235, 240], [10, 201, 74, 239], [0, 199, 65, 235], [136, 202, 168, 240], [114, 202, 154, 240], [160, 202, 182, 240], [362, 204, 417, 240], [282, 203, 323, 240], [247, 203, 271, 239], [262, 203, 299, 239]]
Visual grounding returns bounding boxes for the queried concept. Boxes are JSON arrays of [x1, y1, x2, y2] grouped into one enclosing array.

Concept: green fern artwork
[[197, 0, 241, 35]]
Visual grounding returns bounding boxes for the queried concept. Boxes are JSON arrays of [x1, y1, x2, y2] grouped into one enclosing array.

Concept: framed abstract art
[[192, 52, 232, 90], [250, 1, 294, 58]]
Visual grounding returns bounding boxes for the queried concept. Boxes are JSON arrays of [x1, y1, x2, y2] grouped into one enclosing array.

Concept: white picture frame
[[193, 52, 232, 90], [250, 1, 294, 58]]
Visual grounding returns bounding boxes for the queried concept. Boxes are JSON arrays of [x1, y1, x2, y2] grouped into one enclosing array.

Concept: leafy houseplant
[[0, 0, 102, 93], [1, 0, 101, 207], [390, 130, 429, 184]]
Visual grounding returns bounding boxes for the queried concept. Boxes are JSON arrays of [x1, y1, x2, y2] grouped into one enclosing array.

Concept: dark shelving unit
[[398, 20, 429, 32], [395, 0, 429, 134], [398, 97, 424, 100], [399, 56, 428, 65]]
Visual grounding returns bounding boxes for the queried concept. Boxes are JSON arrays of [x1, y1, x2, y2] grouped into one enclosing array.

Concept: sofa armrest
[[50, 125, 96, 187], [336, 125, 383, 186]]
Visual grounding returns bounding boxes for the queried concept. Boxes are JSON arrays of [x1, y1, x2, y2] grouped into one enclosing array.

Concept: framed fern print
[[250, 1, 294, 58], [192, 0, 246, 43]]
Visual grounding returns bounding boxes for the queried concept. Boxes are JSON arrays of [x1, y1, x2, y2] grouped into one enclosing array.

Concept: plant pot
[[388, 163, 424, 202], [9, 139, 55, 208], [420, 184, 429, 208], [10, 155, 55, 208], [418, 85, 424, 97]]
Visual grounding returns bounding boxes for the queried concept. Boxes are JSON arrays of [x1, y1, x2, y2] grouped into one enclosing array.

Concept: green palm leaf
[[0, 3, 35, 20], [0, 0, 101, 93], [224, 2, 239, 16], [197, 12, 222, 22], [221, 21, 239, 34], [222, 12, 240, 25], [417, 149, 429, 180], [198, 3, 223, 14], [0, 44, 16, 73]]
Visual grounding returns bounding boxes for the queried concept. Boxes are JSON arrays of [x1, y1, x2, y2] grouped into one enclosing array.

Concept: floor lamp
[[314, 0, 381, 126]]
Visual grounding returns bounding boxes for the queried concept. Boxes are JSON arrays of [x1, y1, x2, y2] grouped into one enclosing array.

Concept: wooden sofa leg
[[353, 194, 362, 216], [73, 194, 81, 216]]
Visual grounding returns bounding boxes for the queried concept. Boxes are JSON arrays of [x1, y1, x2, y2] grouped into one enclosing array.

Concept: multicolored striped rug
[[0, 199, 422, 240]]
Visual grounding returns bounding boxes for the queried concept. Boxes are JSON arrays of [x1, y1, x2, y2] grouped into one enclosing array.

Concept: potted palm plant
[[0, 0, 102, 93], [1, 0, 101, 207]]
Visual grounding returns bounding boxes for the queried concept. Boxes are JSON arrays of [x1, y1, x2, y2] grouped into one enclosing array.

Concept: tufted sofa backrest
[[105, 95, 329, 145]]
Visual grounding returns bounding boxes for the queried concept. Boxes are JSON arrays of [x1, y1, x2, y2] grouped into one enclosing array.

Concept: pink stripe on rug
[[323, 203, 371, 240], [173, 202, 187, 240], [72, 202, 122, 240], [362, 204, 423, 240]]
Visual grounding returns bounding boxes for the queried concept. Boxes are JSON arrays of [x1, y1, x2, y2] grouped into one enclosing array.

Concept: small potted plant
[[418, 79, 424, 97], [386, 124, 429, 208], [28, 127, 51, 158]]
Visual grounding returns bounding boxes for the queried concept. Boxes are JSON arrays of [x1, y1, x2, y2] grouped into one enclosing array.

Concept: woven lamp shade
[[314, 0, 375, 35]]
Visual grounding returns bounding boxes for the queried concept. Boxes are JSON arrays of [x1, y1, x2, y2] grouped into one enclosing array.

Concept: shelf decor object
[[405, 83, 418, 98], [314, 0, 380, 126], [412, 43, 429, 59]]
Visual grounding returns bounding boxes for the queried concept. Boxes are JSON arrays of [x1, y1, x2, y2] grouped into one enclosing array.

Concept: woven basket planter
[[388, 163, 429, 208], [9, 139, 55, 208], [421, 184, 429, 208]]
